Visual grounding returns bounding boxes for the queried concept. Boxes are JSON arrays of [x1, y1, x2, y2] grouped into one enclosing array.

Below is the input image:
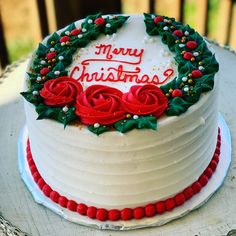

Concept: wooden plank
[[121, 0, 149, 14], [229, 1, 236, 48], [226, 0, 235, 45], [36, 0, 49, 37], [149, 0, 155, 13]]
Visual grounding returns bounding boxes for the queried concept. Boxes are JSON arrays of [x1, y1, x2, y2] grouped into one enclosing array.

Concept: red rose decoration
[[40, 76, 83, 106], [122, 85, 168, 117], [76, 85, 126, 125]]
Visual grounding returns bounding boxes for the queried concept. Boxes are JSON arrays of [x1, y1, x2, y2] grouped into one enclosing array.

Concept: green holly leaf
[[114, 116, 157, 133], [88, 125, 110, 135], [36, 104, 58, 119], [166, 97, 191, 116], [46, 62, 68, 79], [161, 33, 176, 51], [61, 23, 76, 36], [202, 54, 219, 74], [57, 107, 77, 128], [160, 77, 177, 94], [36, 43, 48, 57], [46, 32, 60, 47], [144, 13, 160, 36], [104, 16, 129, 35], [178, 61, 195, 75], [20, 91, 42, 105], [194, 74, 215, 92]]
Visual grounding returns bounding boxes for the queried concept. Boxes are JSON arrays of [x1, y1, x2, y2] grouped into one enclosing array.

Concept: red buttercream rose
[[76, 85, 126, 125], [122, 85, 168, 117], [40, 76, 83, 106]]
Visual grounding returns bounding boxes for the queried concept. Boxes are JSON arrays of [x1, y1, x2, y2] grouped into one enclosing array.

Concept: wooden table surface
[[0, 44, 236, 236]]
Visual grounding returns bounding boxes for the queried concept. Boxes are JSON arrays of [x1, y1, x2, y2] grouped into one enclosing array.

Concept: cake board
[[18, 113, 231, 231]]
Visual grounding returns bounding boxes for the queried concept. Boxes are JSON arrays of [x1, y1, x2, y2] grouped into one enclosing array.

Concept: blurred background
[[0, 0, 236, 72]]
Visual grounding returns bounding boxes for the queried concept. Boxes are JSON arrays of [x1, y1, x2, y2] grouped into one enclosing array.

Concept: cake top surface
[[21, 13, 219, 135]]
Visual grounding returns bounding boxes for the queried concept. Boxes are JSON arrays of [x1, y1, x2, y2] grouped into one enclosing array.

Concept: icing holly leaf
[[36, 43, 48, 57], [46, 62, 67, 79], [46, 32, 60, 47], [103, 16, 129, 35], [114, 116, 157, 133], [194, 74, 215, 92], [21, 91, 42, 105], [166, 97, 190, 116], [88, 125, 110, 135]]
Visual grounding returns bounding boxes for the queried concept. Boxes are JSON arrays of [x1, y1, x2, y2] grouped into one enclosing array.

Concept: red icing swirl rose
[[40, 76, 83, 106], [76, 85, 126, 125], [122, 85, 168, 117]]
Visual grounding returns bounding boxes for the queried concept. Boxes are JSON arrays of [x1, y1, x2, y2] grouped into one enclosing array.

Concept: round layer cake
[[22, 14, 219, 221]]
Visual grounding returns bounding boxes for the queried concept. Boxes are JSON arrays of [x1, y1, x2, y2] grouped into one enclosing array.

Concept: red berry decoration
[[77, 203, 88, 215], [50, 191, 60, 203], [40, 67, 50, 75], [94, 17, 105, 25], [183, 187, 194, 200], [154, 16, 164, 24], [37, 178, 46, 190], [33, 172, 41, 182], [96, 208, 108, 221], [121, 208, 133, 221], [209, 160, 217, 171], [204, 167, 213, 178], [173, 30, 183, 37], [87, 206, 97, 219], [191, 70, 203, 78], [192, 182, 202, 194], [42, 184, 52, 197], [175, 193, 186, 206], [165, 198, 175, 211], [145, 204, 156, 217], [108, 209, 120, 221], [70, 29, 81, 36], [46, 52, 56, 60], [58, 196, 68, 208], [172, 89, 183, 98], [198, 174, 209, 187], [183, 52, 193, 60], [156, 201, 165, 214], [186, 41, 197, 49], [59, 36, 70, 43], [67, 200, 77, 211], [133, 207, 145, 219]]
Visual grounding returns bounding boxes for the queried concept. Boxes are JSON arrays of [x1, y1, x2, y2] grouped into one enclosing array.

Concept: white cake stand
[[18, 113, 231, 231]]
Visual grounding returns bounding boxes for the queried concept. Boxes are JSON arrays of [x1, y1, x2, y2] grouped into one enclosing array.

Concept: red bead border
[[26, 128, 221, 221]]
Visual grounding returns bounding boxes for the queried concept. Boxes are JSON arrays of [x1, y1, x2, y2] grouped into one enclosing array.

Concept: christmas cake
[[21, 14, 220, 223]]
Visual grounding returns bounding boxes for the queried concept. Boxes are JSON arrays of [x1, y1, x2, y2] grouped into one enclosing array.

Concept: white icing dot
[[193, 52, 199, 57], [87, 19, 93, 24], [164, 19, 168, 22], [78, 34, 83, 38], [58, 56, 64, 60], [184, 31, 189, 36], [182, 77, 188, 82], [183, 87, 189, 92], [40, 60, 46, 65], [65, 31, 70, 35], [36, 76, 42, 82], [54, 71, 60, 75], [61, 42, 65, 46], [82, 28, 87, 32], [106, 23, 111, 28], [62, 106, 69, 113], [94, 123, 100, 128], [151, 15, 155, 19], [50, 48, 55, 52], [133, 115, 139, 120], [32, 91, 39, 96], [198, 66, 204, 70], [179, 44, 185, 48], [163, 26, 169, 31]]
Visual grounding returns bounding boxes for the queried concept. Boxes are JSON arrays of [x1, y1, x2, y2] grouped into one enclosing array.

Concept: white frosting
[[24, 14, 219, 210]]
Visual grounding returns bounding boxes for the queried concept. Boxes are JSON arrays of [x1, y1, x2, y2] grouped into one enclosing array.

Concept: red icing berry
[[133, 207, 145, 219], [183, 187, 194, 200], [183, 52, 193, 60], [145, 204, 156, 217], [198, 174, 209, 187], [96, 208, 108, 221], [175, 193, 186, 206], [30, 164, 37, 175], [154, 16, 164, 24], [77, 203, 88, 215], [46, 52, 56, 60], [87, 206, 97, 219], [209, 160, 217, 171], [37, 178, 46, 190], [172, 89, 183, 98], [70, 29, 81, 36], [165, 198, 175, 211], [204, 167, 213, 178], [50, 191, 60, 203], [58, 196, 68, 208], [192, 182, 202, 194], [94, 17, 105, 25], [173, 30, 183, 37], [121, 208, 133, 221], [40, 67, 50, 75], [213, 154, 219, 164], [42, 184, 52, 197], [33, 172, 41, 182], [186, 41, 197, 49], [191, 70, 203, 78], [156, 201, 165, 214], [59, 36, 70, 43], [108, 209, 120, 221], [67, 200, 77, 211]]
